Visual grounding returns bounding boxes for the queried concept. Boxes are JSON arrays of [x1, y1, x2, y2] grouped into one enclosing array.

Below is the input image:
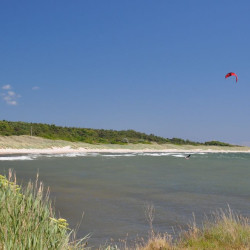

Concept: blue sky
[[0, 1, 250, 145]]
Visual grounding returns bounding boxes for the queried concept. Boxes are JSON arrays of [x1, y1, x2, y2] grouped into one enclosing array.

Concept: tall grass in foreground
[[0, 170, 87, 249], [176, 208, 250, 250], [104, 206, 250, 250]]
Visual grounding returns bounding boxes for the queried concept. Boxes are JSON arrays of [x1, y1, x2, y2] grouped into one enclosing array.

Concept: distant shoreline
[[0, 135, 250, 155]]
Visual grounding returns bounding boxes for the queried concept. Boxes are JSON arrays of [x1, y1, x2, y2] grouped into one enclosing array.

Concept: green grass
[[178, 208, 250, 249], [0, 170, 87, 249]]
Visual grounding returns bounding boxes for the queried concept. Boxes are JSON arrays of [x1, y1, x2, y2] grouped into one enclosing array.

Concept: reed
[[0, 170, 87, 249], [103, 206, 250, 250], [137, 207, 250, 250]]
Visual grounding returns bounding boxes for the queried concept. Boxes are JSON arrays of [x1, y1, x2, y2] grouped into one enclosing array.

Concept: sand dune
[[0, 135, 249, 155]]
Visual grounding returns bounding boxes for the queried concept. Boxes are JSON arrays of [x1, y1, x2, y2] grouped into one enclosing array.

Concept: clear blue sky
[[1, 1, 250, 145]]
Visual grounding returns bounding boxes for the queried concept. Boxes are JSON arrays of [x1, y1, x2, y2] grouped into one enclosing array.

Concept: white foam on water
[[42, 152, 100, 158], [102, 154, 136, 157], [45, 153, 87, 158], [0, 152, 208, 160], [171, 154, 186, 158], [143, 153, 163, 156], [138, 152, 175, 157], [0, 156, 35, 161]]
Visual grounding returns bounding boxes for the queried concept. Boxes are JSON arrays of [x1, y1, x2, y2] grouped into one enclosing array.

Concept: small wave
[[138, 152, 173, 157], [0, 156, 34, 161], [171, 154, 186, 158], [42, 152, 100, 158], [102, 154, 136, 157], [45, 153, 87, 158], [0, 151, 209, 160]]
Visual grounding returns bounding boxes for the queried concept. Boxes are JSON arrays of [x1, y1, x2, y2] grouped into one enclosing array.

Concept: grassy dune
[[0, 135, 249, 152], [0, 135, 86, 149]]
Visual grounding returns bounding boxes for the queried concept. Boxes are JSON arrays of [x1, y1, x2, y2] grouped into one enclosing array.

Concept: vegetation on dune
[[0, 171, 87, 249], [0, 120, 234, 146], [204, 140, 233, 147]]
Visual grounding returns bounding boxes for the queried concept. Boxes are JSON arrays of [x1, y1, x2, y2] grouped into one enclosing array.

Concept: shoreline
[[1, 146, 250, 155]]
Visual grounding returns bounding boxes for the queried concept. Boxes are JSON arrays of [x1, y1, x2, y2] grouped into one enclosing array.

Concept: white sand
[[0, 146, 250, 155]]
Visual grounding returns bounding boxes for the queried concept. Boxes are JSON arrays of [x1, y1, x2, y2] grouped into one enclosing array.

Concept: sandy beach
[[0, 135, 250, 155], [1, 147, 250, 155]]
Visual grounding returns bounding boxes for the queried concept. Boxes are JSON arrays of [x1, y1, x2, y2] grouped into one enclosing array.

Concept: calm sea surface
[[0, 152, 250, 246]]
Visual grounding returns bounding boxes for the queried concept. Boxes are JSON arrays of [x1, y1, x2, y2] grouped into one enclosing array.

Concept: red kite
[[225, 72, 238, 82]]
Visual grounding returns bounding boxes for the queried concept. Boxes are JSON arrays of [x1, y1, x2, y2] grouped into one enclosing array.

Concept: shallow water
[[0, 152, 250, 246]]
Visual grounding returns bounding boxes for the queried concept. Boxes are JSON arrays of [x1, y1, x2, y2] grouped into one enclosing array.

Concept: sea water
[[0, 152, 249, 246]]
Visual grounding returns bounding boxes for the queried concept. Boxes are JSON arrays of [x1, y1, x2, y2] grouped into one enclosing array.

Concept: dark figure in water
[[185, 154, 191, 159]]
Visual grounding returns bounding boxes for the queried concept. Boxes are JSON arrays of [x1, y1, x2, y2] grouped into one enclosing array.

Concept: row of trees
[[204, 141, 232, 146], [0, 120, 233, 146]]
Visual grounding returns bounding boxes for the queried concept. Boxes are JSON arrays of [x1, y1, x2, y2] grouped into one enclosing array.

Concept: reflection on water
[[0, 152, 250, 246]]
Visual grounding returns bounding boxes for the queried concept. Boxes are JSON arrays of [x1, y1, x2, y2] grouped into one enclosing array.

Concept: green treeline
[[204, 140, 232, 146], [0, 120, 233, 146]]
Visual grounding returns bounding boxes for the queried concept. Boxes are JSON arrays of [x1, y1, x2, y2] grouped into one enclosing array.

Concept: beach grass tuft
[[135, 207, 250, 250], [0, 170, 87, 249], [103, 206, 250, 250], [177, 207, 250, 249]]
